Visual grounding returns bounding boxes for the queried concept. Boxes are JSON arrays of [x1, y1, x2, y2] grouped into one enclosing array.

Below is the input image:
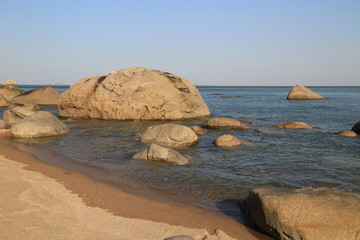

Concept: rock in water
[[337, 130, 357, 137], [287, 85, 325, 100], [244, 187, 360, 240], [202, 118, 250, 130], [133, 144, 190, 165], [140, 124, 198, 148], [190, 126, 207, 135], [213, 134, 243, 147], [272, 122, 313, 129], [11, 87, 60, 105], [58, 67, 210, 120], [352, 121, 360, 134], [0, 95, 8, 107], [0, 86, 24, 102], [3, 106, 38, 125], [10, 111, 69, 138]]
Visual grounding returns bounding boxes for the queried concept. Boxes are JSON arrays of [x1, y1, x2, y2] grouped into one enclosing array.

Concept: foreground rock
[[133, 144, 189, 165], [214, 135, 243, 147], [10, 111, 69, 138], [244, 187, 360, 240], [0, 86, 24, 106], [141, 124, 198, 148], [287, 85, 325, 100], [272, 122, 313, 129], [352, 121, 360, 134], [190, 126, 207, 135], [3, 106, 38, 125], [338, 130, 357, 137], [58, 67, 210, 120], [11, 87, 60, 105], [202, 118, 250, 130]]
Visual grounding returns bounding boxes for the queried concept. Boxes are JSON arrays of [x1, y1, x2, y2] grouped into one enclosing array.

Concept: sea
[[1, 85, 360, 223]]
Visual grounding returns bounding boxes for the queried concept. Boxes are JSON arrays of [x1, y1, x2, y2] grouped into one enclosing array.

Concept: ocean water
[[2, 85, 360, 221]]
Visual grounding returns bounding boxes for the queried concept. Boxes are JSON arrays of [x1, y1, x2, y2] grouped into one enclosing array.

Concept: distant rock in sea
[[202, 118, 251, 130], [287, 85, 325, 100], [213, 134, 244, 147], [337, 130, 357, 137], [11, 87, 60, 105], [58, 67, 210, 120]]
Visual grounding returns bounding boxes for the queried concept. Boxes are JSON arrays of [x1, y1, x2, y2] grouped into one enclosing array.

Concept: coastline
[[0, 135, 272, 240]]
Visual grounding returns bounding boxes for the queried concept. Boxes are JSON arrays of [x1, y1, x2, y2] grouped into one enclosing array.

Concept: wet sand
[[0, 134, 272, 240]]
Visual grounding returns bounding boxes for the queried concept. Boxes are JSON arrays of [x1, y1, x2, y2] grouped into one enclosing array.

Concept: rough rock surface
[[141, 124, 198, 148], [244, 187, 360, 240], [10, 111, 69, 138], [3, 106, 38, 125], [58, 67, 210, 120], [0, 95, 8, 107], [272, 122, 313, 129], [352, 121, 360, 134], [202, 118, 250, 130], [287, 85, 325, 100], [338, 130, 357, 137], [213, 135, 243, 147], [0, 86, 24, 102], [133, 144, 189, 165], [11, 87, 60, 105], [190, 126, 207, 135], [0, 119, 6, 129]]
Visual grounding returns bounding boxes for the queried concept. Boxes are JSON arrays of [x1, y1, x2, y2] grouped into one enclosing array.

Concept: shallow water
[[2, 86, 360, 222]]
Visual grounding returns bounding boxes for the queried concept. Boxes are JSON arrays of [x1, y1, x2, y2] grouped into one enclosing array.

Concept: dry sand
[[0, 135, 272, 240]]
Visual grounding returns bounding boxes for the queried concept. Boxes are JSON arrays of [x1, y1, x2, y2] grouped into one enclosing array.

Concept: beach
[[0, 135, 272, 240]]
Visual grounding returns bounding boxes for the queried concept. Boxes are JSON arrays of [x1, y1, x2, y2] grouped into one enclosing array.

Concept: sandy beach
[[0, 135, 272, 240]]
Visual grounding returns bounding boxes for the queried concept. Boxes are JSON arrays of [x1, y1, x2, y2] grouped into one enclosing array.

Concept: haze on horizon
[[1, 0, 359, 86]]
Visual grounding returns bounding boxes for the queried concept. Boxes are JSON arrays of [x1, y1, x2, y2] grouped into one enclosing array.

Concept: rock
[[190, 126, 207, 135], [213, 134, 243, 147], [212, 93, 224, 95], [352, 121, 360, 134], [202, 118, 250, 130], [23, 103, 41, 111], [287, 85, 325, 100], [0, 86, 24, 101], [255, 129, 284, 134], [141, 124, 198, 148], [11, 87, 60, 105], [163, 235, 195, 240], [272, 122, 313, 129], [338, 130, 357, 137], [10, 111, 69, 138], [0, 129, 11, 137], [58, 67, 210, 120], [0, 95, 8, 107], [3, 106, 38, 125], [133, 144, 189, 165], [244, 187, 360, 240], [0, 120, 6, 129]]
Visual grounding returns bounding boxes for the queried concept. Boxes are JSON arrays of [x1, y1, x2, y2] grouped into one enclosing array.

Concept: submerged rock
[[287, 85, 325, 100], [133, 144, 189, 165], [58, 67, 210, 120], [10, 111, 69, 138], [213, 134, 243, 147], [272, 122, 313, 129], [338, 130, 357, 137], [202, 118, 250, 130], [352, 121, 360, 134], [11, 87, 60, 105], [244, 187, 360, 240], [141, 124, 198, 148]]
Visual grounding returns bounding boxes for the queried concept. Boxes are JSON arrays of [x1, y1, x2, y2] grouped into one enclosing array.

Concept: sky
[[1, 0, 359, 86]]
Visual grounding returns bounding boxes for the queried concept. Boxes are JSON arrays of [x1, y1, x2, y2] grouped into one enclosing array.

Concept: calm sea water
[[2, 85, 360, 221]]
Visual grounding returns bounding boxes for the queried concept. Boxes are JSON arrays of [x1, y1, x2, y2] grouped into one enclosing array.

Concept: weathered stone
[[255, 129, 284, 134], [202, 118, 250, 130], [58, 67, 210, 120], [23, 103, 41, 111], [0, 119, 6, 129], [287, 85, 325, 100], [141, 124, 198, 148], [272, 122, 313, 129], [11, 87, 60, 105], [133, 144, 189, 165], [190, 126, 207, 135], [10, 111, 69, 138], [0, 86, 24, 101], [338, 130, 357, 137], [3, 106, 37, 125], [352, 121, 360, 134], [213, 135, 243, 147], [0, 95, 8, 107], [244, 187, 360, 240]]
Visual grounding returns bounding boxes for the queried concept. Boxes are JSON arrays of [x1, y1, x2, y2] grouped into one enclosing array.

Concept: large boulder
[[141, 124, 198, 148], [10, 111, 69, 138], [213, 134, 243, 147], [202, 118, 250, 130], [244, 188, 360, 240], [0, 86, 24, 102], [133, 144, 190, 165], [58, 67, 210, 120], [287, 85, 325, 100], [352, 121, 360, 134], [11, 87, 60, 105], [272, 122, 313, 129], [3, 106, 38, 125]]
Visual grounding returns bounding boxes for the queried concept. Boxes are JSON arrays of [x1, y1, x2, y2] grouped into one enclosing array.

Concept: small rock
[[352, 121, 360, 134], [212, 93, 224, 95], [337, 130, 357, 137], [202, 118, 251, 130], [272, 122, 313, 129], [287, 85, 325, 100], [214, 134, 243, 147], [255, 129, 284, 134], [190, 126, 207, 135]]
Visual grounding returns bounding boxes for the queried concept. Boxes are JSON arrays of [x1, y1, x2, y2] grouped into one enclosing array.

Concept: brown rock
[[3, 106, 38, 125], [352, 121, 360, 134], [23, 103, 41, 111], [11, 87, 60, 105], [244, 187, 360, 240], [190, 126, 207, 135], [338, 130, 357, 137], [141, 124, 198, 148], [0, 119, 6, 129], [213, 135, 243, 147], [255, 129, 284, 134], [272, 122, 313, 129], [287, 85, 325, 100], [58, 67, 210, 120], [133, 144, 190, 165], [202, 118, 251, 130], [0, 86, 24, 102], [0, 95, 9, 107]]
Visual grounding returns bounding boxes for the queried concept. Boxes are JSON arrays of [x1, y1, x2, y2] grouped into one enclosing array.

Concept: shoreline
[[0, 135, 272, 240]]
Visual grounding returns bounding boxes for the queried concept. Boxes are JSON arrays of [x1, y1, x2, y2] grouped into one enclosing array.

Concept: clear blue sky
[[1, 0, 359, 86]]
